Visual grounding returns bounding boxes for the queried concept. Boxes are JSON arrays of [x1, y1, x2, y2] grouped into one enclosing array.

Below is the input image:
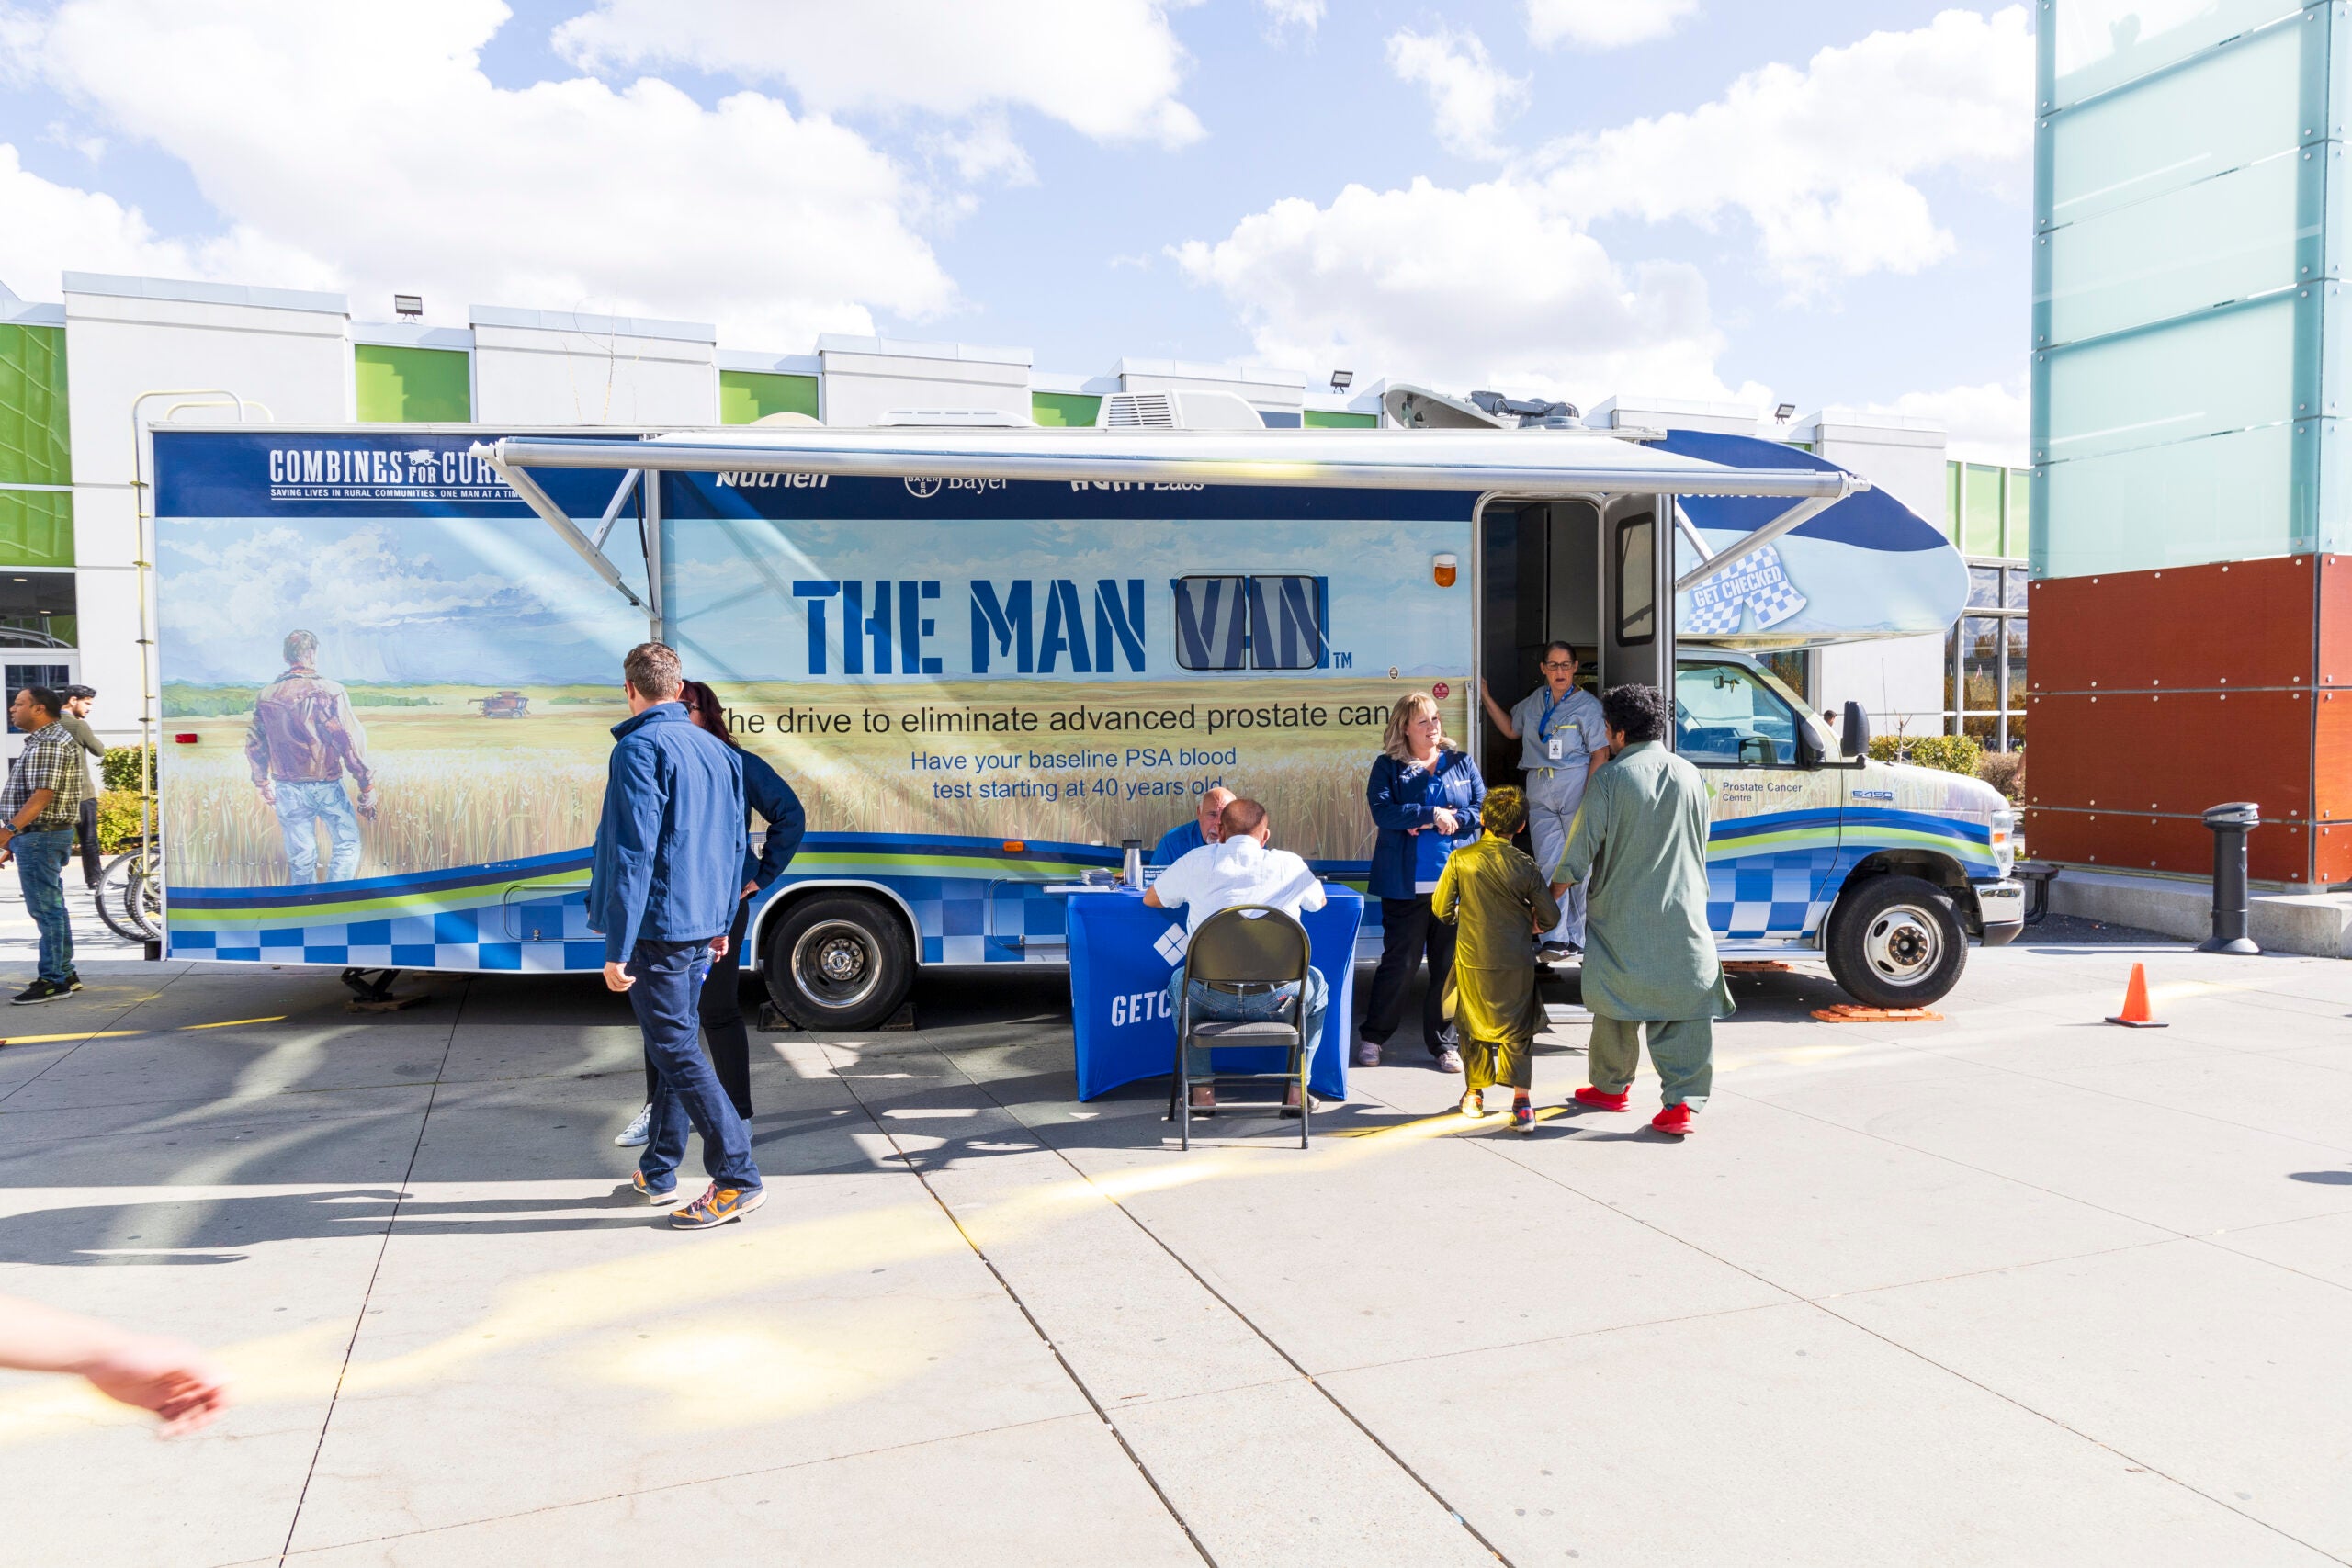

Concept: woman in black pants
[[615, 680, 806, 1145], [1357, 691, 1484, 1071]]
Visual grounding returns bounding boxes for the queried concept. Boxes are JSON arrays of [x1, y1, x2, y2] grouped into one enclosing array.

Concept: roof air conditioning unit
[[1096, 389, 1265, 431], [1100, 391, 1176, 429]]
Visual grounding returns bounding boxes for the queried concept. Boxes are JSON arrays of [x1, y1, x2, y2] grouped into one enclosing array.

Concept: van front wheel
[[763, 893, 914, 1031], [1826, 875, 1967, 1009]]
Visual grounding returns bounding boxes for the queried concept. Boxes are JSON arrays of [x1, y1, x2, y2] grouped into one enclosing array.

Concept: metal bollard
[[2198, 802, 2260, 954]]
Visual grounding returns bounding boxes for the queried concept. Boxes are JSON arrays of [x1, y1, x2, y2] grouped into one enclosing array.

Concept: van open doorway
[[1476, 495, 1675, 778]]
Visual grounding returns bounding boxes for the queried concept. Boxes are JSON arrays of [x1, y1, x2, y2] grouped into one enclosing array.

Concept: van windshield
[[1674, 661, 1801, 766]]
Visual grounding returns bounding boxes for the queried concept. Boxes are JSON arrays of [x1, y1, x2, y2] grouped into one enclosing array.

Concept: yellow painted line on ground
[[0, 1029, 141, 1045], [2, 1015, 289, 1046]]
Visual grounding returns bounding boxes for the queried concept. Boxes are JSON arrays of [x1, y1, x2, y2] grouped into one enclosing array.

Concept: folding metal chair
[[1162, 904, 1314, 1150]]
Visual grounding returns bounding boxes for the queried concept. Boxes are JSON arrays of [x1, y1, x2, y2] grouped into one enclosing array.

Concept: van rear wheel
[[763, 893, 913, 1031], [1826, 875, 1967, 1009]]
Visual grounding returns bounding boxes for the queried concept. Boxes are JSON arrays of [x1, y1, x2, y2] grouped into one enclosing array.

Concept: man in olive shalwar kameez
[[1433, 786, 1560, 1134], [1555, 683, 1732, 1137]]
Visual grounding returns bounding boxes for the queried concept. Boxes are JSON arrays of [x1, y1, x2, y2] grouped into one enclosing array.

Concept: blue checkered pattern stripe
[[171, 870, 1077, 971], [173, 895, 608, 972], [1706, 846, 1838, 939]]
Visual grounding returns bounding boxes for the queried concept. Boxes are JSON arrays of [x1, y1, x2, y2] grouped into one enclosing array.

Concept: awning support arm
[[590, 468, 641, 552], [472, 444, 647, 612], [1670, 489, 1853, 594]]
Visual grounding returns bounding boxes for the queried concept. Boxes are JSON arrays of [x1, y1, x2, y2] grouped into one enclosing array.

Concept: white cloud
[[1871, 379, 2030, 467], [1385, 27, 1526, 162], [40, 120, 106, 162], [1179, 9, 2029, 407], [1173, 176, 1764, 410], [5, 0, 955, 346], [1539, 6, 2032, 289], [1261, 0, 1325, 31], [1525, 0, 1699, 50], [552, 0, 1204, 147]]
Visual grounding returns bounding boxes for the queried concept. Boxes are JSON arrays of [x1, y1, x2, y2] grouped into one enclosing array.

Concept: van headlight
[[1990, 807, 2015, 875]]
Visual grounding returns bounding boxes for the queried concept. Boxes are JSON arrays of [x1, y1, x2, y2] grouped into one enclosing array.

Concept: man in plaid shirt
[[1, 685, 92, 1003]]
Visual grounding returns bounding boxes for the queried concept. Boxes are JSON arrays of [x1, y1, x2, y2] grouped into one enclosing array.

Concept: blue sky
[[0, 1, 2032, 457]]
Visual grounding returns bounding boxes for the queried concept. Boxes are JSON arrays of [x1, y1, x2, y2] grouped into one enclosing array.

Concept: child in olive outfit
[[1432, 785, 1561, 1134]]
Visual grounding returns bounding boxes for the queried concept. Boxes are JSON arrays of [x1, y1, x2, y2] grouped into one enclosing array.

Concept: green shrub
[[1867, 733, 1984, 777], [345, 690, 431, 707], [95, 788, 153, 852], [1977, 750, 2023, 801], [101, 744, 157, 793]]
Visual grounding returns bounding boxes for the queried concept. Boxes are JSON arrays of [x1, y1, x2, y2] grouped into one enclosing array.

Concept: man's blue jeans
[[274, 779, 361, 882], [1164, 963, 1329, 1079], [12, 829, 74, 985], [630, 937, 762, 1194]]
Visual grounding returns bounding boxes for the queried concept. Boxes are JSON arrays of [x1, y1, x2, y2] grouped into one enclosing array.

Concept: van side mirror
[[1840, 701, 1871, 760]]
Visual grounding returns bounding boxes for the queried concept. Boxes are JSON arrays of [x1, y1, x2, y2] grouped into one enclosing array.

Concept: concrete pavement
[[2, 925, 2350, 1566]]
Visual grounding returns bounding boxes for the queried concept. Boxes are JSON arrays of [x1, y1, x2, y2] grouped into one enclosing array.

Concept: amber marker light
[[1432, 553, 1458, 588]]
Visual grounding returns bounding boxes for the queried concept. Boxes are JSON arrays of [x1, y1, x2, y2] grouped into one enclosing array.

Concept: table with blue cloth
[[1064, 886, 1363, 1102]]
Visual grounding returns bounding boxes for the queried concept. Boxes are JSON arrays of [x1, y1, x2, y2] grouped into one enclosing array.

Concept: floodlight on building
[[1773, 401, 1796, 421], [1329, 369, 1353, 392], [393, 294, 424, 318]]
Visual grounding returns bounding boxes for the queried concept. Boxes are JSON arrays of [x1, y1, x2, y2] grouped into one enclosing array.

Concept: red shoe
[[1572, 1086, 1631, 1112], [1651, 1103, 1695, 1136]]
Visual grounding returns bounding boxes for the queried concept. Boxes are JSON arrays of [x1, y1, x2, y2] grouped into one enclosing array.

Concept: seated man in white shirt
[[1143, 797, 1329, 1115]]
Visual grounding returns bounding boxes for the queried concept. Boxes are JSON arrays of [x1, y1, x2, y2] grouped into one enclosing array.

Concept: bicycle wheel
[[95, 851, 147, 942], [124, 845, 164, 942]]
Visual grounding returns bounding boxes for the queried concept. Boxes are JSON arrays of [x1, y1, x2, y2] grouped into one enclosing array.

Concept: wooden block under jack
[[1811, 1004, 1942, 1023], [341, 967, 427, 1013]]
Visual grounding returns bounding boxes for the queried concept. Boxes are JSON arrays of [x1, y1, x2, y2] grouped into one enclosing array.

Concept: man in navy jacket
[[589, 642, 760, 1229]]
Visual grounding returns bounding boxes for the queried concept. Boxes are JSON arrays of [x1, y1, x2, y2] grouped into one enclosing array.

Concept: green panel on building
[[355, 345, 470, 423], [0, 491, 74, 569], [1962, 463, 2005, 557], [0, 324, 73, 568], [1031, 392, 1102, 428], [1944, 460, 1962, 540], [721, 371, 820, 424], [0, 324, 71, 487], [2003, 468, 2030, 558], [1303, 410, 1377, 429]]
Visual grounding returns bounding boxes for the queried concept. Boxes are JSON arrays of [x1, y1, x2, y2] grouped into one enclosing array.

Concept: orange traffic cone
[[2106, 963, 2168, 1029]]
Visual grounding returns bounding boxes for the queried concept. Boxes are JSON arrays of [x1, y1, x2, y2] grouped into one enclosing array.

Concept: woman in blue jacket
[[616, 680, 807, 1145], [1358, 691, 1485, 1071]]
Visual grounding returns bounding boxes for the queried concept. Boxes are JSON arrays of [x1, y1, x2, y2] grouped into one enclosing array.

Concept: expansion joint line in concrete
[[1438, 1086, 2348, 1566], [900, 1045, 1519, 1568], [273, 978, 468, 1566], [823, 1047, 1220, 1568]]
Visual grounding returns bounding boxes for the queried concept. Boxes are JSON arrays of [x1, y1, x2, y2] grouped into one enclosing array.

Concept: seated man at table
[[1151, 785, 1235, 866], [1143, 797, 1328, 1115]]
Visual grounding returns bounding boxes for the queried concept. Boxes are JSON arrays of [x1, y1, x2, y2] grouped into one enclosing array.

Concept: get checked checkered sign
[[1684, 544, 1807, 637]]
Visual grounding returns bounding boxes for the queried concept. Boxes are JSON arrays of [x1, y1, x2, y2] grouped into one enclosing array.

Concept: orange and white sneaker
[[671, 1183, 767, 1230], [631, 1170, 677, 1204]]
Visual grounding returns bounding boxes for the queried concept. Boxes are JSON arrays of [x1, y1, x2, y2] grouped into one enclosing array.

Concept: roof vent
[[1100, 392, 1176, 429]]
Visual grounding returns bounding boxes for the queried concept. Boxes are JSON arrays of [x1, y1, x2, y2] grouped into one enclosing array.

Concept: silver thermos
[[1121, 839, 1144, 888]]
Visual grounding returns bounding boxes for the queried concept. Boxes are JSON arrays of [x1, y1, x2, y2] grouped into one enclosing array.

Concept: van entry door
[[1601, 495, 1676, 727]]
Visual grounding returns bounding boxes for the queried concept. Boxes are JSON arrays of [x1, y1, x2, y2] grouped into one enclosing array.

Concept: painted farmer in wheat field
[[244, 630, 378, 883]]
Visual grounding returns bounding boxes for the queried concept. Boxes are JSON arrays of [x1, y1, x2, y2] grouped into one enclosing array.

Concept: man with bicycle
[[0, 685, 92, 1003]]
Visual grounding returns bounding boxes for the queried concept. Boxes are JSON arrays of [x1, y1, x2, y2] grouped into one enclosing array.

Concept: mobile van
[[147, 409, 2018, 1029]]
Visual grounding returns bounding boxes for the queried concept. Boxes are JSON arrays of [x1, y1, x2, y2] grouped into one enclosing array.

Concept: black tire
[[761, 893, 913, 1031], [1826, 874, 1968, 1009], [94, 852, 146, 942]]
